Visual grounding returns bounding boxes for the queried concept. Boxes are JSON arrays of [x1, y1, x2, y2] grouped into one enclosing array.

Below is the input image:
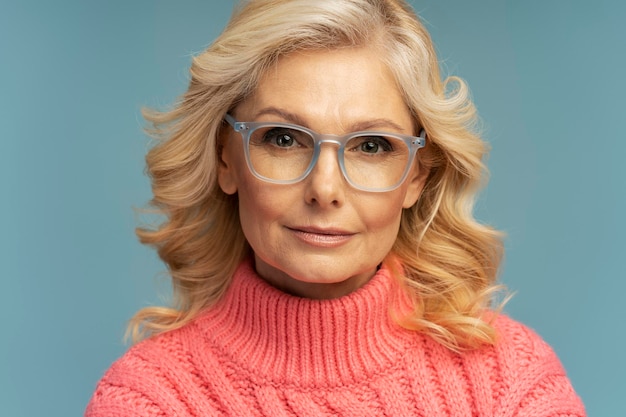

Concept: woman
[[86, 0, 585, 415]]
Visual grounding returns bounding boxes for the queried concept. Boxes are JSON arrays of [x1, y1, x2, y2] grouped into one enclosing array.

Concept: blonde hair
[[129, 0, 505, 351]]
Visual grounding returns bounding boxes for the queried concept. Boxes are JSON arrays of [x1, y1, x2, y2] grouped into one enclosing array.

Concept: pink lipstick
[[287, 226, 355, 248]]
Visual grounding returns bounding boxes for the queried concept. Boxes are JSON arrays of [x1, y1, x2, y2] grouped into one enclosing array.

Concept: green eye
[[352, 136, 393, 154], [262, 128, 299, 147], [276, 134, 293, 147], [360, 141, 379, 153]]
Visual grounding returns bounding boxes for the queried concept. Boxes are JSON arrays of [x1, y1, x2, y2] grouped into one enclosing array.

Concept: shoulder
[[467, 314, 586, 416], [85, 321, 220, 417], [485, 314, 568, 387], [491, 314, 559, 364]]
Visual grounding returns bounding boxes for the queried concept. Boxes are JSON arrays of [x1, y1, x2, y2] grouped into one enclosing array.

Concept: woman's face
[[218, 47, 428, 299]]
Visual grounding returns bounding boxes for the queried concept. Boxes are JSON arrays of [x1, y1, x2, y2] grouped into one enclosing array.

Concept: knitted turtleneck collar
[[195, 258, 417, 388]]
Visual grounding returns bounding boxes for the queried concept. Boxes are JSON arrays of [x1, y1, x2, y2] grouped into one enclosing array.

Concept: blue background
[[1, 1, 624, 415]]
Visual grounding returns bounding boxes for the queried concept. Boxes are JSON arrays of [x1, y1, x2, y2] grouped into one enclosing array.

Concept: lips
[[286, 226, 355, 247], [289, 226, 353, 235]]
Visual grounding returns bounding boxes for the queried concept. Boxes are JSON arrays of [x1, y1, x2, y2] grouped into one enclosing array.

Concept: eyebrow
[[254, 107, 308, 127], [252, 106, 408, 133]]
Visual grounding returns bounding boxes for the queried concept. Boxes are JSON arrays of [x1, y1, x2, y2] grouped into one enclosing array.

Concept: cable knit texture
[[86, 260, 585, 416]]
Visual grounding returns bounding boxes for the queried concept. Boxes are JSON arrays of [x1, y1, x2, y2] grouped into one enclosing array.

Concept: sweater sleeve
[[492, 316, 586, 417]]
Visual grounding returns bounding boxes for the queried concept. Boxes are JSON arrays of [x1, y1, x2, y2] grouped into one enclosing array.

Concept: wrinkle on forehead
[[235, 46, 413, 135]]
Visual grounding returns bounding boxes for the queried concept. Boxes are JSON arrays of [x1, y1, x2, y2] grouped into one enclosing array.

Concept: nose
[[303, 144, 346, 208]]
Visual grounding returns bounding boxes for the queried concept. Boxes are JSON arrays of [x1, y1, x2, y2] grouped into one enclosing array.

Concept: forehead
[[237, 47, 413, 132]]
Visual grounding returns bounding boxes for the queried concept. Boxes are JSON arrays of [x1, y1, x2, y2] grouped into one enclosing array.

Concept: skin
[[218, 47, 429, 299]]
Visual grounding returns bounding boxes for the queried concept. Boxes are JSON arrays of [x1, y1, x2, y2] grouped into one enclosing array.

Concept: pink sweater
[[86, 260, 585, 416]]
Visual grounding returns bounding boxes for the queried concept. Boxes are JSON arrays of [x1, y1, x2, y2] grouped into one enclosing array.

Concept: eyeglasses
[[224, 113, 426, 192]]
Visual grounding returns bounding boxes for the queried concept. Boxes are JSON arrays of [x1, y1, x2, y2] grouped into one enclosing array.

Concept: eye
[[264, 128, 297, 147], [352, 136, 394, 154], [360, 141, 379, 153], [263, 127, 307, 148]]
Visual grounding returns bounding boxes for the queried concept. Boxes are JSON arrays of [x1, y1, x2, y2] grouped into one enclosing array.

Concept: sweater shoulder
[[100, 323, 195, 381], [484, 314, 567, 382], [85, 323, 220, 417], [492, 314, 556, 361], [481, 314, 586, 416]]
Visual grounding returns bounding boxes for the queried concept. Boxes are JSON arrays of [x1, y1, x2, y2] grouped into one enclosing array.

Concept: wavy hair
[[129, 0, 506, 351]]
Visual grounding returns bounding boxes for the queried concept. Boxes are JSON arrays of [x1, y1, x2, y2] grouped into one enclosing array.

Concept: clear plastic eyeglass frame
[[224, 113, 426, 192]]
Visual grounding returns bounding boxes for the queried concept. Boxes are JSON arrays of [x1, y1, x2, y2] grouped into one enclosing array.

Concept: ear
[[217, 128, 238, 195], [402, 160, 429, 209]]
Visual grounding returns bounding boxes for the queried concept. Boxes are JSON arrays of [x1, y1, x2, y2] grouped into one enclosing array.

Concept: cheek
[[358, 192, 406, 234], [238, 183, 267, 225], [236, 181, 290, 236]]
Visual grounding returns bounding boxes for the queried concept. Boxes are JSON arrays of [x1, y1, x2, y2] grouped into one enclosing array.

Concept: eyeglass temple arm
[[224, 113, 237, 127]]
